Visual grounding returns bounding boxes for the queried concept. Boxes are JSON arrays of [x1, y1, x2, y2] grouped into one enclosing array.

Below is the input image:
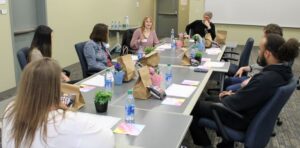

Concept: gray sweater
[[83, 40, 111, 71]]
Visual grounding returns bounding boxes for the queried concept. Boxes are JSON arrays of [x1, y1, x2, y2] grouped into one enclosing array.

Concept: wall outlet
[[0, 9, 8, 15]]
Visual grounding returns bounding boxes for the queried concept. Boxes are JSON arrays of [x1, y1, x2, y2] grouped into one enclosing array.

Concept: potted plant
[[192, 34, 201, 43], [194, 51, 202, 63], [94, 90, 112, 113], [144, 46, 155, 55], [113, 63, 125, 85]]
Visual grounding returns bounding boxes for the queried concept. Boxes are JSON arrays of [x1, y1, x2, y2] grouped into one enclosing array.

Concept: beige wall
[[46, 0, 154, 67], [189, 0, 300, 45], [0, 2, 16, 92]]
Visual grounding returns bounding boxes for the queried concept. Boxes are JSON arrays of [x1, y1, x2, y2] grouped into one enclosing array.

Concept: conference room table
[[77, 43, 229, 148]]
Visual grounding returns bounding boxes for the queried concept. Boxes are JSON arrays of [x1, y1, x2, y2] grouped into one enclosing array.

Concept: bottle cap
[[128, 89, 133, 94]]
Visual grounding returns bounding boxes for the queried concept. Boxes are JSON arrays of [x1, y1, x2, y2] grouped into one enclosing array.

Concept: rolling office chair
[[16, 47, 30, 70], [198, 77, 298, 148], [120, 28, 136, 55], [222, 37, 254, 76], [74, 42, 99, 78]]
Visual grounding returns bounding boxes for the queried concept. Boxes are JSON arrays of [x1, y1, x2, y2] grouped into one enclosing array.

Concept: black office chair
[[17, 47, 30, 70], [223, 38, 254, 76], [74, 42, 99, 78], [120, 28, 137, 55], [199, 77, 297, 148]]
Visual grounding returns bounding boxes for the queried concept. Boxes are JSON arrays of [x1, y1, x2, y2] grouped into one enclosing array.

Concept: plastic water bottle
[[171, 28, 176, 50], [111, 21, 114, 29], [190, 48, 196, 59], [137, 46, 144, 61], [165, 64, 173, 88], [197, 37, 205, 51], [125, 16, 129, 28], [104, 69, 113, 92], [125, 89, 135, 123]]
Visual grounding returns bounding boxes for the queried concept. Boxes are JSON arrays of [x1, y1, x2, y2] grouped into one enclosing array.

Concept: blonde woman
[[130, 16, 159, 51], [2, 58, 114, 148]]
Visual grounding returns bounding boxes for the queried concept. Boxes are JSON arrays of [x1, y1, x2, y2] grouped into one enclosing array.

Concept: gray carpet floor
[[1, 46, 300, 148]]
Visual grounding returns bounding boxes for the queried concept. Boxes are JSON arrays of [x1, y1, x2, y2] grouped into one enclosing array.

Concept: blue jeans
[[224, 76, 249, 91]]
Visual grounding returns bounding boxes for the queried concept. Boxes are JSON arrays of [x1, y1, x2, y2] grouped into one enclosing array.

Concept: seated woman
[[185, 11, 216, 40], [84, 23, 112, 71], [2, 58, 115, 148], [189, 34, 299, 147], [29, 25, 70, 82], [130, 16, 159, 51]]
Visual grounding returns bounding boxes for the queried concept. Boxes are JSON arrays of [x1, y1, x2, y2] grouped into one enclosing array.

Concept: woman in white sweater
[[2, 58, 115, 148]]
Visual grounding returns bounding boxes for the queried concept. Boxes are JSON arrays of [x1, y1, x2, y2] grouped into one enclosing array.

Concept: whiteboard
[[205, 0, 300, 28]]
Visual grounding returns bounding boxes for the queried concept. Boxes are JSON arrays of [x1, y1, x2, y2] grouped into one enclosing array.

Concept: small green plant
[[195, 51, 202, 59], [94, 90, 112, 105], [144, 46, 155, 55], [192, 34, 201, 42]]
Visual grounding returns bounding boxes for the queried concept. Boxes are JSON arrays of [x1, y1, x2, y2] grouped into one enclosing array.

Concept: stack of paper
[[203, 61, 225, 68], [81, 75, 105, 87], [182, 80, 200, 86], [165, 84, 197, 98], [114, 122, 145, 136], [162, 97, 185, 106], [205, 48, 222, 55], [155, 43, 171, 51]]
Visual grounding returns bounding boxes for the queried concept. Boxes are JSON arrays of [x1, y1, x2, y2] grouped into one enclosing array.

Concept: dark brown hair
[[30, 25, 53, 58], [265, 34, 299, 62], [90, 23, 108, 43], [264, 24, 283, 36]]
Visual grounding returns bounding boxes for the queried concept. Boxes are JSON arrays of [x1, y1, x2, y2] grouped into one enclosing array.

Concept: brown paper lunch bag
[[215, 30, 227, 45], [181, 48, 191, 66], [141, 51, 160, 67], [117, 54, 136, 82], [61, 83, 85, 111], [205, 33, 213, 48], [133, 66, 152, 99]]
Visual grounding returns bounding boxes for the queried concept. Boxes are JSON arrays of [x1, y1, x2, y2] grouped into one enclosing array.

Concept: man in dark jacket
[[189, 34, 299, 147], [185, 11, 216, 40]]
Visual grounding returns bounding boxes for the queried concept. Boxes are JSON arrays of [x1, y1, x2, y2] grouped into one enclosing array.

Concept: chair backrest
[[74, 42, 88, 78], [17, 47, 30, 70], [121, 28, 136, 54], [245, 77, 297, 148], [238, 38, 254, 68]]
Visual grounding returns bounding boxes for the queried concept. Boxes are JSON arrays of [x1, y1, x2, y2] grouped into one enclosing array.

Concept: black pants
[[189, 96, 248, 146]]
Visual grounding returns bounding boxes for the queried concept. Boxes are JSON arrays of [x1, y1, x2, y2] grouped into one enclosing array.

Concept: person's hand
[[234, 66, 251, 77], [204, 20, 211, 29], [61, 73, 70, 82], [241, 77, 251, 88], [219, 90, 234, 99]]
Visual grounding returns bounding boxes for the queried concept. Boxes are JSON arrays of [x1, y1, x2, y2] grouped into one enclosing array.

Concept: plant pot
[[195, 57, 202, 63], [95, 102, 108, 113], [114, 71, 125, 85]]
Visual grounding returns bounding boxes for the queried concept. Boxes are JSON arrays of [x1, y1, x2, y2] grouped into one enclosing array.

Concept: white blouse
[[2, 109, 115, 148]]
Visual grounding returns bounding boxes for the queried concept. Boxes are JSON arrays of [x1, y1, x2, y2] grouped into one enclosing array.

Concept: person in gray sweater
[[84, 23, 112, 71]]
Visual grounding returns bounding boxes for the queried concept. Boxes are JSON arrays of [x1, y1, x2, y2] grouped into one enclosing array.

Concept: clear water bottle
[[125, 16, 129, 28], [137, 46, 144, 61], [190, 48, 196, 59], [197, 37, 205, 51], [104, 69, 113, 92], [125, 89, 135, 123], [171, 28, 176, 50], [111, 21, 114, 29], [165, 64, 173, 88]]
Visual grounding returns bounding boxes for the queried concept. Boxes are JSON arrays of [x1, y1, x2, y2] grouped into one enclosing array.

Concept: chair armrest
[[221, 57, 238, 62], [224, 51, 240, 55], [210, 103, 244, 141]]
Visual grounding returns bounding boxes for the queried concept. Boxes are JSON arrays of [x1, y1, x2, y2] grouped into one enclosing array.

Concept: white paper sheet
[[205, 48, 222, 55], [203, 61, 225, 68], [89, 114, 120, 129], [162, 97, 185, 106], [81, 75, 105, 87], [182, 80, 200, 86], [155, 43, 171, 51], [165, 84, 197, 98]]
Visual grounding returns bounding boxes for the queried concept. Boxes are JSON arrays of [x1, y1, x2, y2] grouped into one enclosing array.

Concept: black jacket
[[185, 20, 216, 40], [222, 64, 293, 129]]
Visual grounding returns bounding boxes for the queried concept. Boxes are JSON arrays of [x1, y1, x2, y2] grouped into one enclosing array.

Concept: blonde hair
[[141, 16, 154, 33], [5, 58, 65, 148]]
